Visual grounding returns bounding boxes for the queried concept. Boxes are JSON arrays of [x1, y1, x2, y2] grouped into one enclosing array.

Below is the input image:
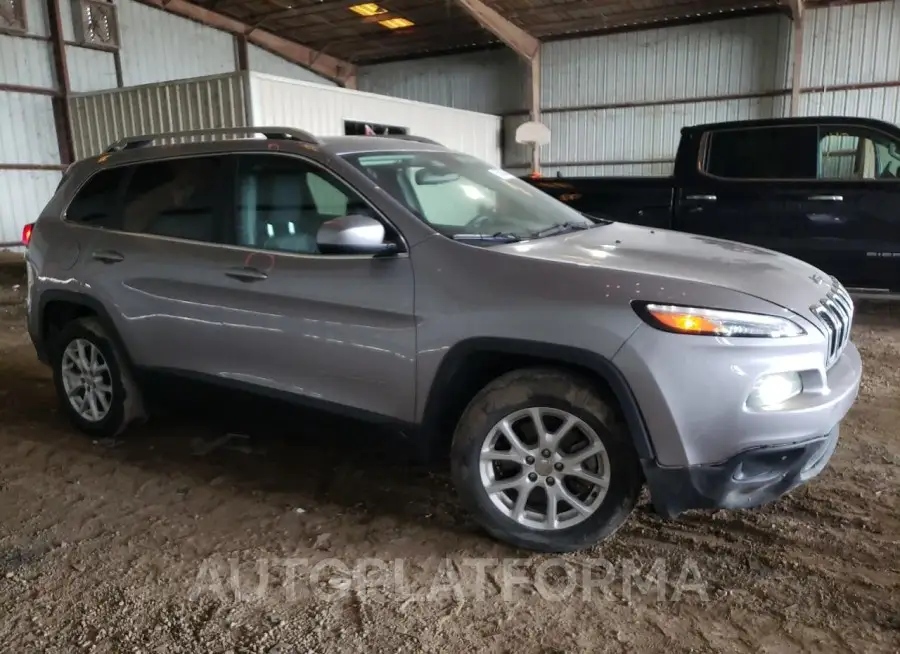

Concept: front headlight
[[635, 303, 806, 338]]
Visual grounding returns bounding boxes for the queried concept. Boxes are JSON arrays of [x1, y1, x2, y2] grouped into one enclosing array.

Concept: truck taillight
[[22, 223, 34, 246]]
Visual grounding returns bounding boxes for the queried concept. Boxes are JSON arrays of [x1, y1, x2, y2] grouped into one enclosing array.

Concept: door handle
[[91, 250, 124, 264], [225, 266, 268, 282], [808, 195, 843, 202], [685, 194, 717, 202]]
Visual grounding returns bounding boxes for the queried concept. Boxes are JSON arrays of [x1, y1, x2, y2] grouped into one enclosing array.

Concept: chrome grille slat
[[811, 278, 854, 369]]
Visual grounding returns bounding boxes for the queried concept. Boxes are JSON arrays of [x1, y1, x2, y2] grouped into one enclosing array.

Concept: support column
[[46, 0, 74, 164], [529, 52, 541, 173], [788, 0, 804, 117], [453, 0, 542, 173]]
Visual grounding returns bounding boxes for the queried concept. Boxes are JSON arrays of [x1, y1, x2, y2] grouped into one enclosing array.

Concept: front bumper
[[612, 320, 861, 517], [644, 423, 840, 518]]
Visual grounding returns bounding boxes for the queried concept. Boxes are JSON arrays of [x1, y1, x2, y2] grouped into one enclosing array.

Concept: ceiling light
[[349, 3, 386, 16], [379, 17, 414, 29]]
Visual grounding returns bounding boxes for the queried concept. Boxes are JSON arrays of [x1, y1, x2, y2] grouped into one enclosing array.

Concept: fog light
[[747, 372, 802, 410]]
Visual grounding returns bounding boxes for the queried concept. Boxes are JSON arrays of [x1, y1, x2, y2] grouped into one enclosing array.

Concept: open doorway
[[344, 120, 409, 136]]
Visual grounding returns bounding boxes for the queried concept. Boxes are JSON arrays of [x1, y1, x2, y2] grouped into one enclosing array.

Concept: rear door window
[[818, 127, 900, 180], [65, 167, 130, 229], [704, 126, 818, 180], [120, 156, 227, 243]]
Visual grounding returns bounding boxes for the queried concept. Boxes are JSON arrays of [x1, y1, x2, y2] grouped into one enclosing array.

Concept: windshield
[[340, 150, 601, 242]]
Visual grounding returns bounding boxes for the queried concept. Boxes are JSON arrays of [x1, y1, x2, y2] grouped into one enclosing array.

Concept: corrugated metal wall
[[68, 74, 250, 160], [116, 0, 235, 86], [358, 49, 526, 115], [798, 0, 900, 126], [520, 14, 794, 175], [0, 0, 61, 245], [1, 0, 341, 247], [249, 73, 503, 166], [526, 0, 900, 176], [247, 45, 335, 86]]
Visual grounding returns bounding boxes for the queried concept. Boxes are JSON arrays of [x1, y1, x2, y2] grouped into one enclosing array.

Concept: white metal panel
[[249, 73, 503, 166], [545, 162, 675, 178], [68, 73, 249, 159], [541, 14, 792, 109], [66, 45, 118, 93], [22, 0, 50, 37], [0, 35, 54, 88], [247, 45, 335, 86], [358, 50, 526, 115], [531, 97, 782, 169], [801, 87, 900, 126], [0, 170, 61, 245], [803, 1, 900, 88], [0, 92, 60, 164], [59, 0, 75, 41], [116, 0, 235, 86]]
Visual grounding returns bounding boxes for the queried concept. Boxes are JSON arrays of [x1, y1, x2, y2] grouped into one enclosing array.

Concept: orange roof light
[[349, 3, 386, 17], [379, 17, 414, 29]]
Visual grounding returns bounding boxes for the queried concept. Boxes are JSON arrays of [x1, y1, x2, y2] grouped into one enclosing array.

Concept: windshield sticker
[[488, 168, 516, 180]]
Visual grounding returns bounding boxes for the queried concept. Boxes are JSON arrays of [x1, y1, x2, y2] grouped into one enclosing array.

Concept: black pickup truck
[[524, 116, 900, 294]]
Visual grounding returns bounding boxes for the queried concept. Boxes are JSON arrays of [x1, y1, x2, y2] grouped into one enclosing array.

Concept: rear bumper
[[644, 423, 840, 518]]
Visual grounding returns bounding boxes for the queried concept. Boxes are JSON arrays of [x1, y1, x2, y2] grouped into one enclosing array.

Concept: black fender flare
[[36, 289, 136, 370], [419, 337, 656, 461]]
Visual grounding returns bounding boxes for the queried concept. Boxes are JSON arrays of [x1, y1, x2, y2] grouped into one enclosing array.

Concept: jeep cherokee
[[23, 127, 862, 553]]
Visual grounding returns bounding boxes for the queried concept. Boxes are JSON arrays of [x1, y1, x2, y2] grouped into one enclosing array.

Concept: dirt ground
[[0, 257, 897, 654]]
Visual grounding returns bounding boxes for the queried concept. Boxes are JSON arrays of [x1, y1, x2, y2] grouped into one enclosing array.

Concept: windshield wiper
[[530, 222, 593, 239], [451, 232, 521, 243]]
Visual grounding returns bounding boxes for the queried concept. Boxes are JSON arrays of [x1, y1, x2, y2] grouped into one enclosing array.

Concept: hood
[[496, 222, 835, 316]]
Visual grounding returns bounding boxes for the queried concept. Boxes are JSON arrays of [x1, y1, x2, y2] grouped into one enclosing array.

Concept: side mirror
[[316, 214, 398, 256]]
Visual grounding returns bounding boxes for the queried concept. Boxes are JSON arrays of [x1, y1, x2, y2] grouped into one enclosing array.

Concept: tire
[[51, 317, 143, 439], [450, 368, 643, 553]]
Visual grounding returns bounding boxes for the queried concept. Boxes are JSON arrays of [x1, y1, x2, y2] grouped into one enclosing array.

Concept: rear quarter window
[[65, 167, 130, 229]]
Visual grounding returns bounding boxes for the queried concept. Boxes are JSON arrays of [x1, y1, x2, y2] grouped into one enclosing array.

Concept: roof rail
[[104, 126, 320, 153], [382, 134, 443, 146]]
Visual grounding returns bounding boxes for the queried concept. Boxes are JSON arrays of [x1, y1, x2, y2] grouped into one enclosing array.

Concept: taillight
[[22, 223, 34, 246]]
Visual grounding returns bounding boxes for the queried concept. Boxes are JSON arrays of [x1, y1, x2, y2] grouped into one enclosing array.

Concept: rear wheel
[[51, 317, 144, 438], [450, 368, 643, 552]]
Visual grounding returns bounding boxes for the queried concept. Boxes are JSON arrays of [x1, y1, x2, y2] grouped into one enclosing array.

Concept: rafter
[[453, 0, 539, 60], [135, 0, 357, 86]]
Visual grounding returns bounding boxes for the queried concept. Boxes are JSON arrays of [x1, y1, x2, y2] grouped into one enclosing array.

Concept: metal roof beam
[[453, 0, 540, 61], [136, 0, 357, 86]]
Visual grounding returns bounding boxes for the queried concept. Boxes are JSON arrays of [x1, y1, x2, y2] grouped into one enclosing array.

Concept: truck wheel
[[450, 368, 643, 553], [51, 317, 145, 439]]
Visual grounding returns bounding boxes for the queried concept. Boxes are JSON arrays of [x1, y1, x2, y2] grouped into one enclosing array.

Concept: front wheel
[[450, 368, 643, 552]]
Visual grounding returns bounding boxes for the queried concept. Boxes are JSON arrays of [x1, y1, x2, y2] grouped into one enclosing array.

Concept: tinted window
[[235, 155, 374, 255], [121, 156, 224, 243], [705, 126, 818, 179], [819, 127, 900, 180], [66, 168, 129, 229]]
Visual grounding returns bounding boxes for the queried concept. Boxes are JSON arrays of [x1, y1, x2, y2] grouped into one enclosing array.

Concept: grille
[[811, 279, 854, 369]]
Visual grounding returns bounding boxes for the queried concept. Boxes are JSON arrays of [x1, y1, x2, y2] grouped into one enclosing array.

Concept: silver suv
[[24, 127, 862, 553]]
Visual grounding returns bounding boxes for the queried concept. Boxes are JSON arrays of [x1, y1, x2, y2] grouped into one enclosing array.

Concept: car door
[[782, 124, 900, 291], [674, 124, 820, 259], [71, 154, 243, 376], [210, 152, 417, 423]]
